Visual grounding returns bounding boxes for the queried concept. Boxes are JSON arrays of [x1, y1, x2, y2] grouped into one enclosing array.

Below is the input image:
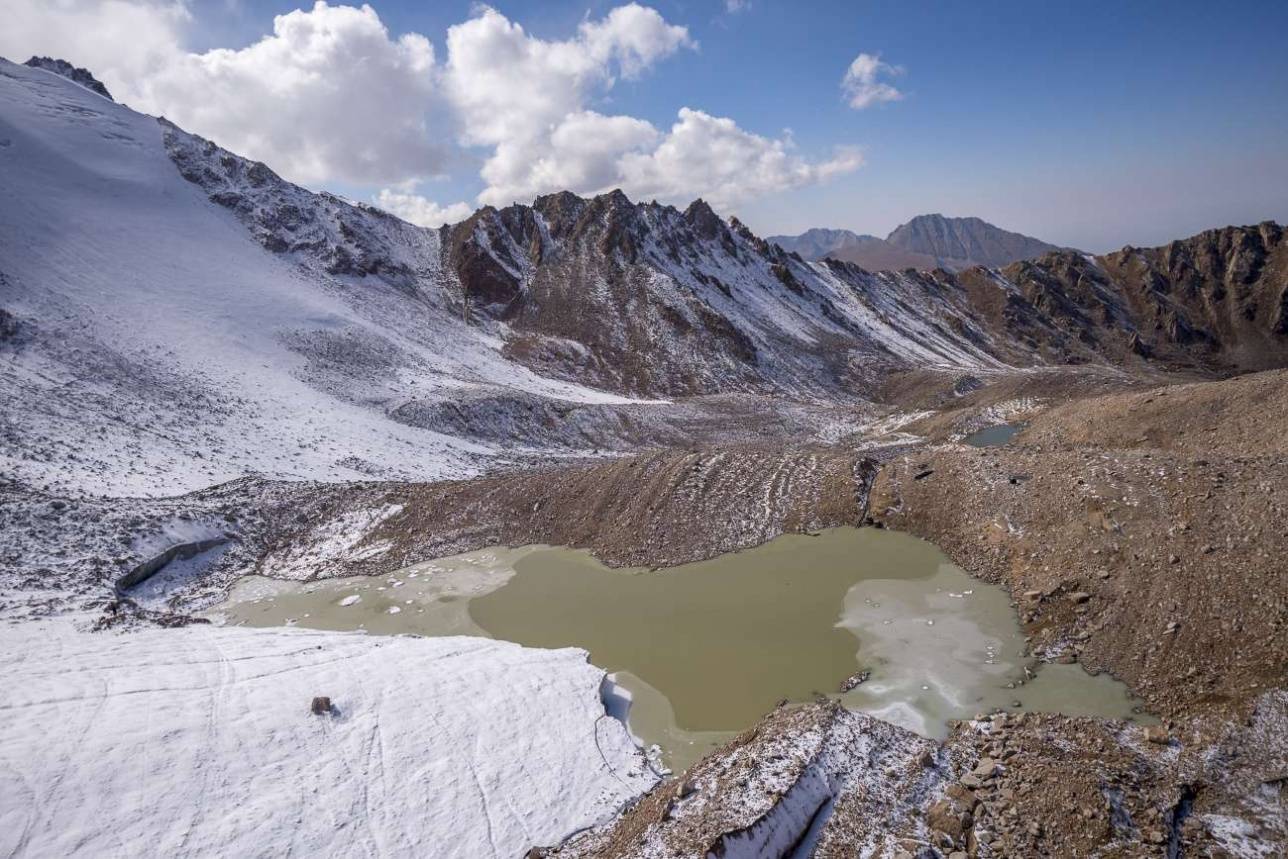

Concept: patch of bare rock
[[541, 701, 951, 858]]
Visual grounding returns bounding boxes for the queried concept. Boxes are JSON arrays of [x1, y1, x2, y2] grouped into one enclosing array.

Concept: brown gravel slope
[[552, 370, 1288, 859], [869, 374, 1288, 722], [249, 446, 875, 582], [1021, 366, 1288, 456]]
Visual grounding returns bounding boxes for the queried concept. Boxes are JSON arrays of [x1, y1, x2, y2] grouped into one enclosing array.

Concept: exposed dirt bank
[[1020, 367, 1288, 457], [380, 446, 872, 568], [869, 393, 1287, 724], [237, 446, 875, 584], [0, 446, 875, 616]]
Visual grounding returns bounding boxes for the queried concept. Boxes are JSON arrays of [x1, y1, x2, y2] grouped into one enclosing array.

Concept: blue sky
[[13, 0, 1288, 250]]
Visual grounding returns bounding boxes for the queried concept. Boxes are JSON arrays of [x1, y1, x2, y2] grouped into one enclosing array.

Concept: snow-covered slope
[[0, 58, 647, 496], [0, 615, 656, 858]]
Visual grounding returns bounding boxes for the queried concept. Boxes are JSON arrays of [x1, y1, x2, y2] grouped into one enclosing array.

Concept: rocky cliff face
[[1101, 222, 1288, 370], [992, 223, 1288, 370], [162, 120, 440, 292]]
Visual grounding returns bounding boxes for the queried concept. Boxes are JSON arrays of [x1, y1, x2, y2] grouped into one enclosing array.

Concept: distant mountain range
[[769, 214, 1064, 271]]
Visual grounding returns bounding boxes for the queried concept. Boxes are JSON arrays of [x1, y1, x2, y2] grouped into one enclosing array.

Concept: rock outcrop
[[23, 56, 113, 100]]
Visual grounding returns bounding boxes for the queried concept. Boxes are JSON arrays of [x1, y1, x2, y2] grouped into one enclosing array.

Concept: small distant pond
[[210, 528, 1149, 772], [964, 422, 1024, 447]]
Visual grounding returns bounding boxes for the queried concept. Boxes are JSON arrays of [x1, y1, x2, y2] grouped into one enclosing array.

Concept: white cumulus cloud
[[373, 187, 474, 228], [4, 1, 865, 215], [450, 6, 859, 209], [130, 2, 446, 186], [443, 4, 692, 151], [842, 52, 904, 110], [618, 108, 863, 210], [478, 111, 661, 206], [0, 0, 189, 88], [2, 1, 446, 186]]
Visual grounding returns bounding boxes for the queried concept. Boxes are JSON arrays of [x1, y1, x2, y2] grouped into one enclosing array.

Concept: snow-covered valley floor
[[0, 615, 657, 858]]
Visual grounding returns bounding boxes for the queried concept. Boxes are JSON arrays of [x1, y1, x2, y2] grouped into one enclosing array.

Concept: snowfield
[[0, 59, 651, 497], [0, 616, 657, 858]]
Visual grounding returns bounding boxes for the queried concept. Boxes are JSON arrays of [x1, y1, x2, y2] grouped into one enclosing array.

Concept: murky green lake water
[[212, 528, 1149, 772]]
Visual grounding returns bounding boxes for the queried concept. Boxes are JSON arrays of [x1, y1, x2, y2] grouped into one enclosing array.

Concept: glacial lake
[[211, 528, 1150, 772], [963, 422, 1024, 447]]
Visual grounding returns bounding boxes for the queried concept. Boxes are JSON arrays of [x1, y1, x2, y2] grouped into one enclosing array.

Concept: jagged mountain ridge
[[162, 117, 1035, 397], [148, 103, 1288, 393], [4, 56, 1288, 497], [440, 194, 1032, 395], [771, 214, 1062, 271], [764, 227, 878, 261], [438, 202, 1287, 392]]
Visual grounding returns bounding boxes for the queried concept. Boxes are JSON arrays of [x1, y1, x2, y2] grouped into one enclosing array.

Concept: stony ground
[[536, 369, 1288, 857], [861, 368, 1288, 856], [941, 696, 1288, 857], [869, 445, 1286, 723], [3, 368, 1285, 857], [1020, 368, 1288, 458]]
